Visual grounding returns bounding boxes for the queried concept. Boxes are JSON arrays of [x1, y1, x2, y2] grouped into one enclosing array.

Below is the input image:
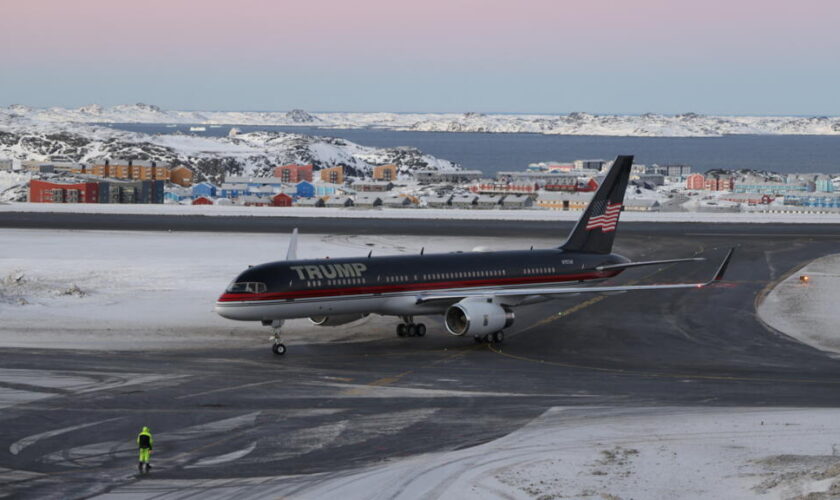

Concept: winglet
[[711, 247, 735, 282], [286, 228, 299, 260]]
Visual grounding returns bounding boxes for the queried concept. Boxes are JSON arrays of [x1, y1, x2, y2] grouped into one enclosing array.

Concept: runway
[[2, 217, 840, 498], [3, 210, 840, 236]]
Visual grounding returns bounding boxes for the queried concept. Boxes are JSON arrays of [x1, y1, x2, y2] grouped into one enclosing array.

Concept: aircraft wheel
[[397, 324, 407, 337], [407, 324, 418, 337], [493, 331, 504, 343], [415, 324, 426, 337], [272, 343, 286, 355], [482, 334, 492, 343], [473, 336, 483, 344]]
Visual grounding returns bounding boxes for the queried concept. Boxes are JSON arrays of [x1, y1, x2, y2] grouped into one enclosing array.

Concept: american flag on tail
[[585, 201, 622, 232]]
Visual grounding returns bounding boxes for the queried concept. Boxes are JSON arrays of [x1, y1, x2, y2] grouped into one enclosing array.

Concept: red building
[[273, 164, 313, 183], [192, 196, 214, 205], [29, 179, 99, 203], [704, 176, 735, 191], [544, 177, 598, 192], [272, 193, 293, 207], [686, 173, 705, 190], [577, 178, 599, 192], [473, 181, 537, 195]]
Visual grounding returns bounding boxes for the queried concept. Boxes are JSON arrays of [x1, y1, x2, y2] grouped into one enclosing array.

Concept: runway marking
[[483, 246, 840, 386], [341, 371, 412, 396], [506, 246, 712, 340]]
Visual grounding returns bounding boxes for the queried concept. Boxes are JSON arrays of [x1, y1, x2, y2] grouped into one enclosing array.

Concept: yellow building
[[169, 165, 194, 187], [373, 164, 397, 182], [320, 166, 344, 184], [535, 192, 592, 211]]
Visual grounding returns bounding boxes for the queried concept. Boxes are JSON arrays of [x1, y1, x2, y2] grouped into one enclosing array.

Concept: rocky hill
[[0, 112, 458, 185], [6, 104, 840, 137]]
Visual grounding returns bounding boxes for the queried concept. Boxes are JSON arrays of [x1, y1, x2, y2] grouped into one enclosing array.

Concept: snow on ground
[[0, 171, 30, 201], [758, 253, 840, 356], [0, 229, 555, 350], [293, 407, 840, 500], [103, 407, 840, 499], [5, 201, 840, 224]]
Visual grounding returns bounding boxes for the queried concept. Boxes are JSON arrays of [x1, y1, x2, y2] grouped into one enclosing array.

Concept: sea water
[[104, 123, 840, 176]]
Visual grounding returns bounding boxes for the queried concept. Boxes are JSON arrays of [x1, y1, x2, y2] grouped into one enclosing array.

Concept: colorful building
[[191, 182, 218, 198], [373, 164, 398, 182], [313, 183, 341, 196], [272, 193, 293, 207], [704, 176, 735, 191], [473, 181, 538, 196], [535, 192, 593, 211], [273, 164, 313, 183], [29, 179, 98, 203], [686, 174, 705, 190], [169, 166, 193, 187], [320, 166, 344, 184], [296, 181, 315, 198]]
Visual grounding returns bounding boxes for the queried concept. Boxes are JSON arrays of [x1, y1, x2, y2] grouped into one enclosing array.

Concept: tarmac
[[2, 214, 840, 498]]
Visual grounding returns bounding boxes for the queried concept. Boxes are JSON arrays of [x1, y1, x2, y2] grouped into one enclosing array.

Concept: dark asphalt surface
[[2, 215, 840, 498], [3, 210, 840, 236]]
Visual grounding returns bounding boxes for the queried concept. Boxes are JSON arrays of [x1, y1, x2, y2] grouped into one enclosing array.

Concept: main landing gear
[[396, 316, 426, 338], [266, 320, 286, 356], [474, 331, 505, 344]]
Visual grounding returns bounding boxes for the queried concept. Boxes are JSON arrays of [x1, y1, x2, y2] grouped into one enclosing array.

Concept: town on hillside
[[1, 157, 839, 214]]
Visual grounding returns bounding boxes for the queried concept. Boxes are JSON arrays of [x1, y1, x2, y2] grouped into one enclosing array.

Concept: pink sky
[[2, 0, 839, 113], [4, 0, 837, 66]]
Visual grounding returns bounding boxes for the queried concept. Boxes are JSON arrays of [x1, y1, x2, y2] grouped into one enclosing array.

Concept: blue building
[[220, 183, 248, 199], [785, 194, 840, 208], [314, 183, 340, 196], [816, 176, 834, 193], [192, 182, 218, 198], [296, 181, 315, 198]]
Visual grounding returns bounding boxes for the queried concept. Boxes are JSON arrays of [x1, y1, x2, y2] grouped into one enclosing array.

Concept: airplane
[[215, 155, 734, 355]]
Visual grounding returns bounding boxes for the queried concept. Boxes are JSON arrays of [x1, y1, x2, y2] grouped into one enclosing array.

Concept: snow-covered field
[[0, 229, 551, 350], [105, 406, 840, 499], [5, 201, 840, 224], [7, 104, 840, 137], [758, 253, 840, 356]]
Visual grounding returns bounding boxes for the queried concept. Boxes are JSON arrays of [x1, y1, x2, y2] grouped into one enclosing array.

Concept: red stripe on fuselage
[[217, 270, 621, 303]]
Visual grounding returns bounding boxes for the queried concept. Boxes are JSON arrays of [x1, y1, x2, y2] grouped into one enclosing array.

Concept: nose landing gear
[[267, 320, 286, 356]]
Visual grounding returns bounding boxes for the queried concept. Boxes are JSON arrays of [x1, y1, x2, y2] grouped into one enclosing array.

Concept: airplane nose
[[214, 298, 239, 319]]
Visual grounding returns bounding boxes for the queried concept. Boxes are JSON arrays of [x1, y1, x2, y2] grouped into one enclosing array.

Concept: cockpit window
[[226, 282, 267, 294]]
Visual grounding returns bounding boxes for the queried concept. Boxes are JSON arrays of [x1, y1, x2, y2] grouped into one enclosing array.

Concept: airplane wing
[[594, 256, 705, 271], [416, 248, 734, 305]]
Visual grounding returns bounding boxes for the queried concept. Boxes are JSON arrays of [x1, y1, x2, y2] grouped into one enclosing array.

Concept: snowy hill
[[6, 104, 840, 137], [0, 111, 459, 184]]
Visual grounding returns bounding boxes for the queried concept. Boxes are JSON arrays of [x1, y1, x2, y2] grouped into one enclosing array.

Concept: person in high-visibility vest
[[137, 426, 153, 474]]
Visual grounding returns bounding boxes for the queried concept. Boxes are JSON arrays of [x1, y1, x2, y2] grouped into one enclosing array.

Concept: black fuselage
[[219, 248, 629, 303]]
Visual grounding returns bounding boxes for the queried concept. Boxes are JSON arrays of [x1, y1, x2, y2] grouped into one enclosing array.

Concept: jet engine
[[309, 313, 368, 326], [444, 299, 514, 336]]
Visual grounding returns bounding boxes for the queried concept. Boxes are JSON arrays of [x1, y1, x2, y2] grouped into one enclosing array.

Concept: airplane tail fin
[[560, 155, 633, 255]]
